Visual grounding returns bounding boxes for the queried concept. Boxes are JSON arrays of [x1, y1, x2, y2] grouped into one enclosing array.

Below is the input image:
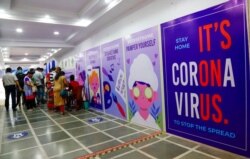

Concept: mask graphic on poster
[[128, 54, 161, 130], [88, 67, 102, 109]]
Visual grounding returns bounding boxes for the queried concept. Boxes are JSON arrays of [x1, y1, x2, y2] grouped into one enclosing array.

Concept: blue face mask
[[16, 70, 23, 74]]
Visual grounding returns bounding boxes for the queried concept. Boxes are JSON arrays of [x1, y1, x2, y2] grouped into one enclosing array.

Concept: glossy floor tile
[[0, 105, 246, 159]]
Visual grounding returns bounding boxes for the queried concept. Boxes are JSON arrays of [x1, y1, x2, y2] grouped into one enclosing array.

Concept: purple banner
[[75, 54, 86, 86], [101, 39, 127, 119], [125, 26, 163, 130], [86, 46, 103, 110], [64, 68, 75, 81], [161, 0, 249, 157]]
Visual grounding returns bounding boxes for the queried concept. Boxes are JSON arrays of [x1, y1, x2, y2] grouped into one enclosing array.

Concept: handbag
[[60, 89, 68, 98]]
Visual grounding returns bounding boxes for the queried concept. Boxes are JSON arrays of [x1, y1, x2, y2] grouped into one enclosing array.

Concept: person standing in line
[[68, 74, 82, 110], [23, 70, 36, 111], [53, 67, 68, 115], [45, 67, 56, 110], [2, 67, 22, 112], [15, 66, 26, 109], [33, 67, 44, 107]]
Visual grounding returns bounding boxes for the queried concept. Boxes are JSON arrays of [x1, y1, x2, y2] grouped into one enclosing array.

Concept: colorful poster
[[101, 39, 127, 119], [64, 68, 75, 81], [161, 0, 249, 157], [86, 46, 103, 110], [75, 53, 86, 86], [125, 27, 163, 130]]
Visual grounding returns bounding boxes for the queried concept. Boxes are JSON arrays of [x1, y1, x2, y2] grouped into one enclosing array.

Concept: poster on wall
[[161, 0, 249, 157], [125, 26, 163, 130], [101, 39, 127, 119], [86, 46, 103, 110], [64, 68, 75, 81], [75, 53, 86, 86]]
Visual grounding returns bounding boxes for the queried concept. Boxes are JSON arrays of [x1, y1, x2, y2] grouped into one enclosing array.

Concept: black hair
[[6, 67, 12, 73], [55, 71, 64, 80], [132, 81, 150, 87], [17, 66, 22, 70], [70, 74, 75, 81]]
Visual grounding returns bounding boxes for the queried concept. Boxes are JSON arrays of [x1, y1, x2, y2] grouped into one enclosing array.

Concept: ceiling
[[0, 0, 152, 68]]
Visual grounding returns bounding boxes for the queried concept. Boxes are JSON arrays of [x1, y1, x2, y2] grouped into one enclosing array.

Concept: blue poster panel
[[125, 27, 164, 130], [86, 46, 103, 111], [161, 0, 249, 157], [101, 39, 127, 119]]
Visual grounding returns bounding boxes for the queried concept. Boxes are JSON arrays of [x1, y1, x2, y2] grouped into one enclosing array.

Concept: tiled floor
[[0, 106, 247, 159]]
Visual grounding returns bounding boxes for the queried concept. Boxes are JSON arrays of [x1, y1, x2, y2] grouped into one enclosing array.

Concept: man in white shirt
[[2, 67, 22, 111]]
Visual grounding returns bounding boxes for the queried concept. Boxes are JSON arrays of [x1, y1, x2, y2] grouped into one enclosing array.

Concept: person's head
[[17, 66, 22, 71], [89, 71, 99, 94], [70, 75, 75, 81], [29, 68, 35, 74], [16, 66, 23, 74], [128, 54, 158, 111], [6, 67, 12, 73], [55, 67, 61, 73], [27, 70, 35, 77], [55, 70, 64, 80]]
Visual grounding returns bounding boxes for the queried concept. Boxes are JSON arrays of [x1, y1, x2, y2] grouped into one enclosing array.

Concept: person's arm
[[15, 80, 22, 91], [63, 76, 68, 87], [13, 75, 22, 91]]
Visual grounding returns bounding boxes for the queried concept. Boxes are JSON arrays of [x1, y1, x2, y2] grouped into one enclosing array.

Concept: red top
[[69, 81, 80, 98]]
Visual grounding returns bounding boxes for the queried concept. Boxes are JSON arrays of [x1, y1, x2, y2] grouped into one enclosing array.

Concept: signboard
[[86, 46, 103, 110], [87, 117, 104, 124], [75, 53, 86, 86], [7, 131, 29, 140], [125, 26, 163, 130], [101, 39, 127, 119], [161, 0, 249, 156]]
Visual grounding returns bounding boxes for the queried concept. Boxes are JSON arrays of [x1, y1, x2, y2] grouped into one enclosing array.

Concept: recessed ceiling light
[[45, 14, 50, 19], [105, 0, 112, 3], [16, 28, 23, 33], [25, 53, 28, 56], [75, 19, 92, 27], [54, 31, 59, 35], [2, 48, 8, 51]]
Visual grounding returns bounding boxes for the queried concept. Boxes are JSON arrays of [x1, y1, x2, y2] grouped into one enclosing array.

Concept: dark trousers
[[17, 89, 25, 106], [5, 85, 17, 110], [36, 85, 44, 105]]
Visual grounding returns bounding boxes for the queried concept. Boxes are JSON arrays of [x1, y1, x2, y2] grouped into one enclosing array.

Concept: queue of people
[[2, 66, 84, 115], [3, 67, 45, 112], [46, 67, 83, 115]]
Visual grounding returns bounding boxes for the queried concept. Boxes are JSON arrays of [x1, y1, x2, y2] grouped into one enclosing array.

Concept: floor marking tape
[[77, 131, 163, 159]]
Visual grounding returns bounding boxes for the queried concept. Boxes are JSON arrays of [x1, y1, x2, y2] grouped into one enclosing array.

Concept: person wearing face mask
[[15, 66, 26, 109]]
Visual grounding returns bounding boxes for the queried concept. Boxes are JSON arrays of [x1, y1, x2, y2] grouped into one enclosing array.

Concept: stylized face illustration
[[90, 76, 99, 94], [130, 81, 157, 111]]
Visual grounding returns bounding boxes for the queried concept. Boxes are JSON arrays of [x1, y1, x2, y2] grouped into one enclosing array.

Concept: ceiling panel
[[0, 19, 82, 42], [0, 0, 154, 68], [12, 0, 90, 14]]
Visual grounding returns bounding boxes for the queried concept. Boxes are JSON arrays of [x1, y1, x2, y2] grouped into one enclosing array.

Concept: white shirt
[[131, 112, 160, 130], [2, 72, 18, 86]]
